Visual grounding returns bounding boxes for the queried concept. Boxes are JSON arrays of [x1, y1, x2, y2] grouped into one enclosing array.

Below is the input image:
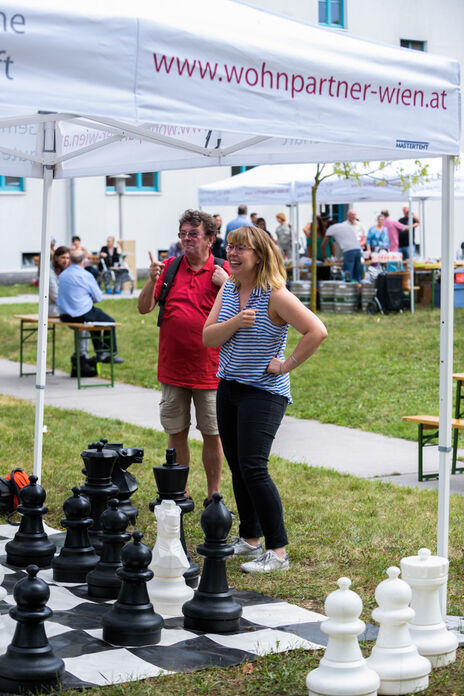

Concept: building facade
[[1, 0, 463, 279]]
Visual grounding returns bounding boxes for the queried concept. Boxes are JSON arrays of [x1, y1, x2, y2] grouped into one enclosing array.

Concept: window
[[318, 0, 344, 27], [106, 172, 160, 192], [0, 176, 24, 191], [22, 252, 39, 268], [400, 39, 426, 51], [231, 166, 255, 176]]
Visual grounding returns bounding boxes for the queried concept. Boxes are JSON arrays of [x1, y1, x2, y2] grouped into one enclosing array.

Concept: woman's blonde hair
[[227, 226, 287, 290]]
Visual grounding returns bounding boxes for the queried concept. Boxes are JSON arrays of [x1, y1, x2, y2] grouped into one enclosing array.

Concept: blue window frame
[[231, 166, 255, 176], [318, 0, 344, 27], [400, 39, 426, 51], [0, 175, 24, 191], [106, 172, 159, 192]]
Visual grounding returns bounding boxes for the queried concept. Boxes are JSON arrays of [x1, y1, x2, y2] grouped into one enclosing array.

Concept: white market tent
[[0, 0, 460, 581], [197, 162, 408, 206]]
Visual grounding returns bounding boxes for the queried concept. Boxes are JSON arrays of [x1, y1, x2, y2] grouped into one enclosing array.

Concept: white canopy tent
[[0, 1, 460, 584]]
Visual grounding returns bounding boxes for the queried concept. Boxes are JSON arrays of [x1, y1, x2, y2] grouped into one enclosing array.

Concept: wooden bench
[[402, 414, 464, 481], [15, 314, 121, 389]]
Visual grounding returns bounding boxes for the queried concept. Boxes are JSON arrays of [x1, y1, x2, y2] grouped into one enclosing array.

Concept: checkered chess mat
[[0, 523, 377, 689]]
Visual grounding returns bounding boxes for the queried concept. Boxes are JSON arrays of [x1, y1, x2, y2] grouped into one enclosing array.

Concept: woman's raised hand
[[236, 308, 258, 328]]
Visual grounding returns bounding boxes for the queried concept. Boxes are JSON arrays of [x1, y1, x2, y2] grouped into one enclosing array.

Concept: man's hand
[[148, 251, 164, 284], [212, 264, 229, 287], [236, 308, 258, 329]]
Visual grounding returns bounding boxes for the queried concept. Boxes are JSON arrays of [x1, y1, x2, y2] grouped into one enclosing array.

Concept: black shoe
[[70, 355, 98, 378]]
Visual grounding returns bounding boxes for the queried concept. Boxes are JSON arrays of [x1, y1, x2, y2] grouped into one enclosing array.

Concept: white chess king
[[146, 499, 194, 616]]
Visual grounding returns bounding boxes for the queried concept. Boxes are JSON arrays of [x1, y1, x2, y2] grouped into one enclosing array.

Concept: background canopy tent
[[0, 0, 460, 576], [198, 159, 464, 207]]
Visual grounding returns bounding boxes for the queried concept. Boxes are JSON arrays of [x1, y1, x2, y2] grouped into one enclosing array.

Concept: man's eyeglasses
[[178, 230, 201, 239], [225, 243, 253, 254]]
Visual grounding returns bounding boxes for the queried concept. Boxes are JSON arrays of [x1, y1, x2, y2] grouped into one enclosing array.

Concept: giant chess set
[[0, 439, 461, 695]]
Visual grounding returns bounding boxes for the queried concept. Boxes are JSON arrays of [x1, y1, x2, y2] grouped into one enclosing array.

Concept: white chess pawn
[[306, 577, 380, 696], [366, 567, 430, 694], [146, 499, 194, 616], [400, 548, 458, 667]]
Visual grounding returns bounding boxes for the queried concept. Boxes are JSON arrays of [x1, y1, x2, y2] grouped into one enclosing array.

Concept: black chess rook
[[182, 493, 242, 633]]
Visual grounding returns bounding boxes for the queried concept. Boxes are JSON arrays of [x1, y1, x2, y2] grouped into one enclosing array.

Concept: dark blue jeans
[[343, 248, 363, 282], [216, 379, 288, 549], [60, 306, 117, 354]]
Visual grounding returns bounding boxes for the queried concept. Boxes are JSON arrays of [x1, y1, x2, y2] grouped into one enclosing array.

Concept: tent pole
[[295, 203, 300, 282], [437, 154, 454, 616], [408, 187, 414, 314], [290, 203, 298, 281], [419, 198, 426, 259], [33, 121, 55, 482]]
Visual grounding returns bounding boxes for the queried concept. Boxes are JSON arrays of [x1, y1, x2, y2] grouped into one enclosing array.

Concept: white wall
[[1, 0, 462, 273]]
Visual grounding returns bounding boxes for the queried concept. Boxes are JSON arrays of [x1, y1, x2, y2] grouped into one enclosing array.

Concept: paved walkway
[[2, 290, 463, 493], [1, 356, 463, 495]]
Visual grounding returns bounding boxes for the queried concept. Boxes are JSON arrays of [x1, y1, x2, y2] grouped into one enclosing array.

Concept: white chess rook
[[366, 567, 430, 695], [400, 548, 458, 668], [147, 499, 194, 615], [306, 577, 380, 696]]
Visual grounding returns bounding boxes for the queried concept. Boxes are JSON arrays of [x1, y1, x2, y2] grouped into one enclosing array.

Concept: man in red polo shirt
[[138, 210, 230, 500]]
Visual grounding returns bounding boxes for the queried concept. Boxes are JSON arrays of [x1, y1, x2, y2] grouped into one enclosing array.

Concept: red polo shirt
[[154, 254, 230, 389]]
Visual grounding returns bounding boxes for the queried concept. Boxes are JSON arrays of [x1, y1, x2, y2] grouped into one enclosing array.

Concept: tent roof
[[198, 159, 464, 205], [0, 0, 460, 178]]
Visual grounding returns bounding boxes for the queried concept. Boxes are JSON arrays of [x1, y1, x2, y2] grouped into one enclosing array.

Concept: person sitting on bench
[[57, 249, 124, 364]]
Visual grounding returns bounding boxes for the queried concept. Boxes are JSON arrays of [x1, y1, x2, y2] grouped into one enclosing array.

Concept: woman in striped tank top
[[203, 226, 327, 573]]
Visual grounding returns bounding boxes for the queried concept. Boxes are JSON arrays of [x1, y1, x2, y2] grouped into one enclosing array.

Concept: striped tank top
[[217, 282, 292, 402]]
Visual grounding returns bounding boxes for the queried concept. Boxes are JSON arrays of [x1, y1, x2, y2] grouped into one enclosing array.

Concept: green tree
[[307, 159, 430, 312]]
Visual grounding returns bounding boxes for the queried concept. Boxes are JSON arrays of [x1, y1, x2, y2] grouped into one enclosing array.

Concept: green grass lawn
[[1, 394, 463, 696], [0, 282, 38, 297], [2, 300, 464, 440]]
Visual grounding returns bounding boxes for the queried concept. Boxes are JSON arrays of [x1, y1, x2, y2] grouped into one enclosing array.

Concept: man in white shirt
[[344, 209, 365, 244], [322, 222, 363, 282]]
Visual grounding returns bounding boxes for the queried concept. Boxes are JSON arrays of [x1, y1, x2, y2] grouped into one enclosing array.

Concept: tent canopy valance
[[0, 0, 459, 179]]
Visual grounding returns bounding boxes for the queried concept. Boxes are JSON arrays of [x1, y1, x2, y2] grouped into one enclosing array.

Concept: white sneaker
[[240, 550, 289, 574], [230, 537, 263, 558]]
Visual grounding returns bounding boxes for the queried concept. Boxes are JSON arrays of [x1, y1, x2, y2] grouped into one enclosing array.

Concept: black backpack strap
[[157, 255, 226, 327], [157, 256, 183, 327]]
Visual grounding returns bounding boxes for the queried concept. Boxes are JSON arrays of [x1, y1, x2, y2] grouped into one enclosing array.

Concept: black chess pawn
[[183, 493, 242, 633], [102, 440, 143, 524], [102, 531, 163, 646], [79, 441, 119, 554], [87, 499, 131, 599], [150, 448, 200, 588], [5, 475, 56, 568], [52, 487, 99, 583], [0, 565, 64, 694]]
